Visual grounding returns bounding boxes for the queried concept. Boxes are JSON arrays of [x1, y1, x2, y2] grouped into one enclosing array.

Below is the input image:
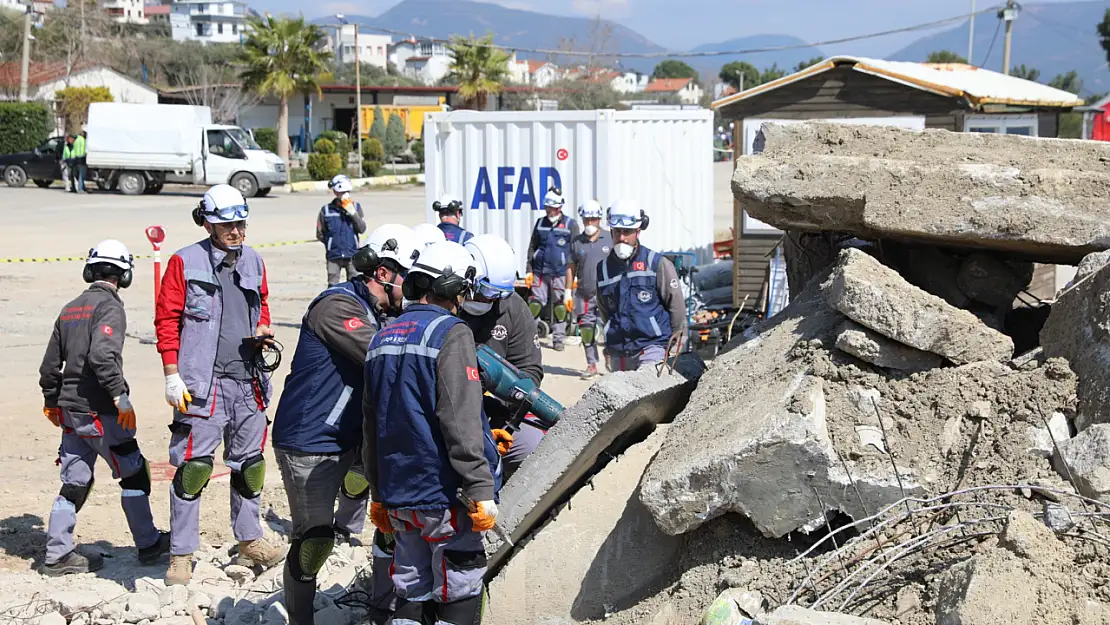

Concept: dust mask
[[584, 225, 599, 236], [462, 300, 493, 316], [614, 243, 635, 260]]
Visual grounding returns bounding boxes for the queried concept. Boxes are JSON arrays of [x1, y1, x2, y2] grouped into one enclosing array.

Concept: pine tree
[[369, 106, 387, 144], [384, 111, 406, 162]]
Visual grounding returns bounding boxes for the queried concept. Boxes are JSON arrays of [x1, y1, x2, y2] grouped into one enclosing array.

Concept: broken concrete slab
[[732, 122, 1110, 265], [1043, 262, 1110, 430], [824, 249, 1013, 364], [487, 426, 679, 624], [1075, 250, 1110, 283], [754, 605, 890, 625], [834, 320, 943, 373], [486, 353, 705, 572], [1054, 424, 1110, 503]]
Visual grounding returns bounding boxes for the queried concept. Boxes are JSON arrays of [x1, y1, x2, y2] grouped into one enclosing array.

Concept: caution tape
[[0, 240, 317, 264]]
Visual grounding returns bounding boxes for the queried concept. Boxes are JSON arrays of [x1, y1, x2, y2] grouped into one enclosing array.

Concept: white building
[[0, 62, 158, 132], [643, 77, 704, 105], [170, 0, 248, 44], [332, 26, 390, 70], [101, 0, 147, 24], [610, 70, 648, 94], [389, 37, 452, 85]]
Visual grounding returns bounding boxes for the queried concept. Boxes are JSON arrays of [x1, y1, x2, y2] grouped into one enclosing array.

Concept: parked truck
[[85, 102, 286, 197]]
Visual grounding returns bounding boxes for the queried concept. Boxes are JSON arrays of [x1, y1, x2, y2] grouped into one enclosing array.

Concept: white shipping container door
[[425, 109, 713, 276]]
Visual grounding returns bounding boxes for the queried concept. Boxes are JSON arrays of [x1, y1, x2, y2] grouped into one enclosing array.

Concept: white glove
[[164, 373, 192, 413]]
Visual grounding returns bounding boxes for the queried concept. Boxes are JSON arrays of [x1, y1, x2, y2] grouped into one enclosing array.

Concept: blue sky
[[295, 0, 1090, 56]]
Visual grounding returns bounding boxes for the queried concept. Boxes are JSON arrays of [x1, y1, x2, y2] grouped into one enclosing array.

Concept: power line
[[359, 5, 1004, 59], [980, 16, 1002, 66]]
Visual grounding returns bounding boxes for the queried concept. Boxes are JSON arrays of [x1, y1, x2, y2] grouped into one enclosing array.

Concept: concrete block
[[486, 353, 705, 572], [834, 320, 943, 372], [732, 122, 1110, 265], [754, 605, 890, 625], [824, 249, 1013, 364], [1075, 250, 1110, 283], [486, 426, 680, 624], [1042, 262, 1110, 430], [1054, 424, 1110, 502]]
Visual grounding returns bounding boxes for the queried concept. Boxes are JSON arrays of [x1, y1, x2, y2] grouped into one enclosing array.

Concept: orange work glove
[[468, 500, 499, 532], [525, 272, 534, 288], [114, 393, 136, 432], [43, 406, 60, 427], [491, 429, 513, 456], [340, 196, 355, 212], [370, 501, 393, 534]]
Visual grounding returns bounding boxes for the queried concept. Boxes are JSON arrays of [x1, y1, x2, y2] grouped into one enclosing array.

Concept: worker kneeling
[[273, 224, 421, 625], [363, 241, 502, 625]]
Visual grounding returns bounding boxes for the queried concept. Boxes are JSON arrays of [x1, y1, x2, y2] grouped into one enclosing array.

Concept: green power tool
[[476, 343, 565, 431]]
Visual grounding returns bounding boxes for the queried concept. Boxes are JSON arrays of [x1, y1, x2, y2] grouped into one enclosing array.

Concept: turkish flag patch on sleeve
[[102, 325, 113, 336], [344, 317, 364, 331], [633, 261, 646, 271], [466, 366, 480, 381]]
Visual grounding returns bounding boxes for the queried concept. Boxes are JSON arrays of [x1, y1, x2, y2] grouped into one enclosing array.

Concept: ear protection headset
[[191, 200, 206, 227], [402, 263, 477, 301], [432, 199, 463, 213], [353, 239, 419, 275], [83, 251, 134, 289]]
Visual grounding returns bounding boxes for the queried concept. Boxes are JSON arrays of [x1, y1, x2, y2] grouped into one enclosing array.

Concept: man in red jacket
[[155, 184, 285, 585]]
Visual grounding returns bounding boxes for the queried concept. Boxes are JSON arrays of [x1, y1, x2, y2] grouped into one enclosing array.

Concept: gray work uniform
[[526, 215, 581, 348], [316, 200, 368, 286], [459, 292, 545, 479], [38, 282, 159, 564], [597, 253, 687, 371], [569, 230, 613, 365]]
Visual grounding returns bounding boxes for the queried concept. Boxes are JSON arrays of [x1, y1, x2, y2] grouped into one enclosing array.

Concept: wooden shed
[[712, 55, 1084, 310]]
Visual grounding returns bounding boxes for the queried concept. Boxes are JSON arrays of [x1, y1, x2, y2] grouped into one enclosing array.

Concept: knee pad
[[230, 454, 265, 499], [288, 525, 334, 582], [553, 304, 567, 322], [118, 458, 152, 496], [341, 469, 370, 500], [172, 456, 213, 501], [59, 479, 94, 513], [528, 300, 542, 318], [579, 325, 595, 346], [437, 593, 485, 625]]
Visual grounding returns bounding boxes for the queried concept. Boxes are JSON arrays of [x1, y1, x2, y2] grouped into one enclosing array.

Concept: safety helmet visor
[[608, 212, 642, 229], [476, 279, 514, 300]]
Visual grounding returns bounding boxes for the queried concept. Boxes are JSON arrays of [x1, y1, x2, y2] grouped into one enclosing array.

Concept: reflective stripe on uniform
[[325, 385, 354, 426]]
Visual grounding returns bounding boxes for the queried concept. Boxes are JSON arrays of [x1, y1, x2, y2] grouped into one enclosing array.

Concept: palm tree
[[238, 15, 332, 166], [447, 34, 510, 110]]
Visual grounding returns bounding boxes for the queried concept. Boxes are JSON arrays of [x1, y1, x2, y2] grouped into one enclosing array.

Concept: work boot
[[580, 364, 599, 380], [138, 531, 171, 565], [165, 554, 193, 586], [238, 536, 285, 569], [553, 343, 565, 352], [41, 550, 104, 576]]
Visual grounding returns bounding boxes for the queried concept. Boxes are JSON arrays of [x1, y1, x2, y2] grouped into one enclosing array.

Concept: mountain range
[[318, 0, 1110, 95]]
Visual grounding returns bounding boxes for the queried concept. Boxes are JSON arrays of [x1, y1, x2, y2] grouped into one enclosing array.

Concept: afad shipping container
[[424, 109, 714, 276]]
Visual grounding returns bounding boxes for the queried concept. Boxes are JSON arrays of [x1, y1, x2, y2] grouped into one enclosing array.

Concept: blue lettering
[[471, 167, 494, 209], [513, 167, 535, 211], [497, 167, 514, 211], [539, 167, 562, 201]]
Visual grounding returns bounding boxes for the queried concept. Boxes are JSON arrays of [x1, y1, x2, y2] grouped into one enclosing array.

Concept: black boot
[[138, 531, 171, 565], [283, 561, 318, 625], [41, 550, 103, 576]]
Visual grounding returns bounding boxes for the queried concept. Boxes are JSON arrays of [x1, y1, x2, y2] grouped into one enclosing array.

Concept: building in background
[[329, 25, 391, 69], [144, 3, 170, 26], [389, 37, 452, 85], [0, 62, 158, 132], [644, 77, 704, 105], [610, 70, 648, 94], [170, 0, 248, 43], [101, 0, 147, 23]]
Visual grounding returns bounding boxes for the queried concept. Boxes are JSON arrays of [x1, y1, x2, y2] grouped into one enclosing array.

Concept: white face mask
[[614, 242, 635, 260], [584, 225, 599, 236], [461, 300, 493, 316]]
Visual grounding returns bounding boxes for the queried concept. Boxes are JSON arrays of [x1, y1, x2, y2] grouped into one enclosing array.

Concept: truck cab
[[199, 125, 287, 197]]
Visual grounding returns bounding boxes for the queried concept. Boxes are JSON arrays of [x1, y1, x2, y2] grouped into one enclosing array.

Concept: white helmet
[[329, 174, 353, 193], [86, 239, 133, 270], [355, 224, 421, 273], [465, 234, 517, 299], [406, 240, 477, 300], [413, 223, 447, 248], [198, 184, 248, 223], [608, 198, 647, 230], [577, 199, 602, 220], [543, 188, 565, 210]]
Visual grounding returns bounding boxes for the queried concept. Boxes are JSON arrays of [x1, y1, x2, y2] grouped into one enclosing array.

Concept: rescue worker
[[273, 224, 422, 625], [38, 240, 171, 575], [317, 174, 367, 286], [432, 196, 473, 244], [460, 233, 544, 478], [597, 199, 687, 371], [413, 222, 447, 249], [526, 188, 579, 351], [566, 200, 613, 379], [363, 241, 501, 625], [155, 184, 285, 585]]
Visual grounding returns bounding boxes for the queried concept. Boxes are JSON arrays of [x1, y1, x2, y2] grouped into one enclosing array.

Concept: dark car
[[0, 136, 65, 188]]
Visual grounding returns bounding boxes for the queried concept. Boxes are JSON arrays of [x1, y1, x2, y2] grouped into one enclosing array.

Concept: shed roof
[[712, 55, 1083, 111]]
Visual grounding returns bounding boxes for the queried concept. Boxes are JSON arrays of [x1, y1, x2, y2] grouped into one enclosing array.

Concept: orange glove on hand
[[340, 196, 355, 212], [370, 501, 393, 534], [491, 429, 513, 456], [114, 393, 136, 432], [525, 272, 535, 288], [43, 407, 60, 428], [468, 500, 499, 532]]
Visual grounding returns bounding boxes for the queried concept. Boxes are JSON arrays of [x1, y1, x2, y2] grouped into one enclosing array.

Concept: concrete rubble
[[1055, 424, 1110, 502], [834, 320, 943, 373]]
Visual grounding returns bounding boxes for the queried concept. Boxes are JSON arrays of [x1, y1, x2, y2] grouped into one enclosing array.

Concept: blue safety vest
[[597, 245, 672, 354], [320, 201, 362, 260], [365, 304, 502, 510], [438, 222, 473, 245], [272, 281, 380, 454], [531, 214, 572, 276]]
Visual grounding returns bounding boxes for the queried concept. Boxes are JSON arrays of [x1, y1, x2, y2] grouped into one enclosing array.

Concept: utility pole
[[1001, 0, 1018, 75], [967, 0, 975, 64], [336, 14, 362, 174], [18, 1, 32, 102]]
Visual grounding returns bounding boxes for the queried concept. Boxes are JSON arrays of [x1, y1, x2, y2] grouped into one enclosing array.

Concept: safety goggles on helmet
[[204, 203, 249, 222], [608, 212, 642, 228], [476, 279, 514, 300]]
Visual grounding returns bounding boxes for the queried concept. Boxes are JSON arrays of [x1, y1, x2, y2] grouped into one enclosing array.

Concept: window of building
[[420, 43, 432, 56], [217, 22, 223, 34], [377, 46, 383, 55], [196, 22, 204, 36], [963, 113, 1039, 136], [232, 23, 237, 34]]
